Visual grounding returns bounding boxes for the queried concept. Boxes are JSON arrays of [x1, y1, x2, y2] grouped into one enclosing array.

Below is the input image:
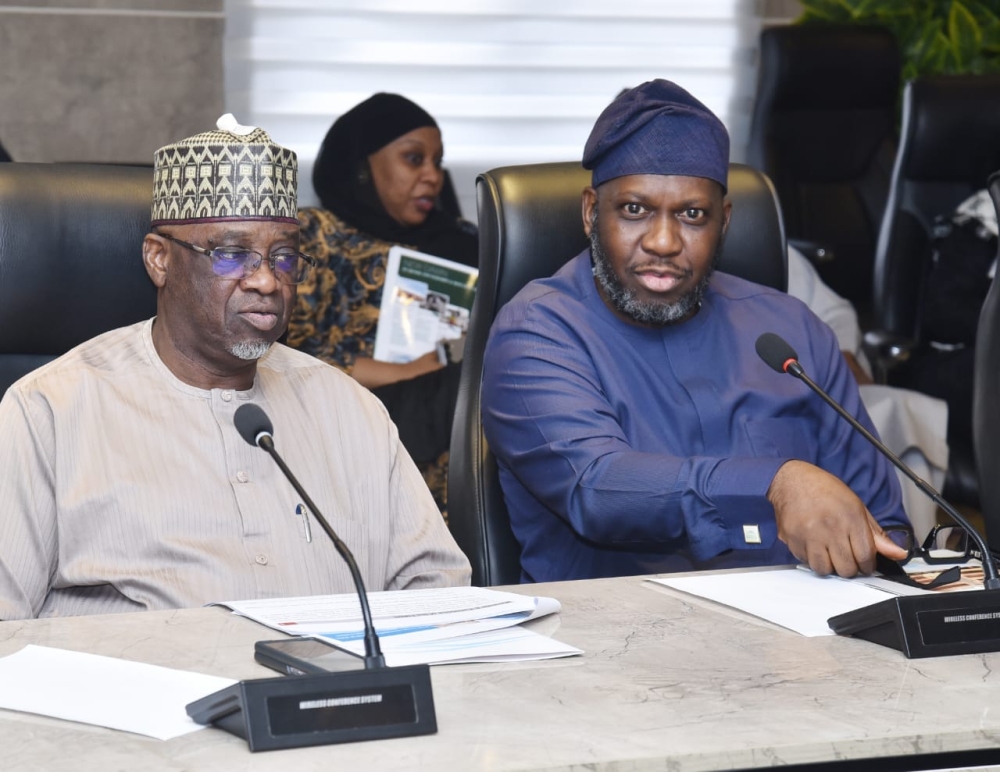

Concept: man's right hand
[[766, 460, 907, 577]]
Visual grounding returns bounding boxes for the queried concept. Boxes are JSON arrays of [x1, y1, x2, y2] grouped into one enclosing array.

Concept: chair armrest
[[789, 238, 835, 265]]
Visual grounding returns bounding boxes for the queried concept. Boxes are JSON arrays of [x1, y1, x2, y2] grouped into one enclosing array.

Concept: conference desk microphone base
[[186, 664, 436, 751], [828, 589, 1000, 658]]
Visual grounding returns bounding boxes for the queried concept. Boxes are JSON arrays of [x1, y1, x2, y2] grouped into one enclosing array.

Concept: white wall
[[225, 0, 769, 221]]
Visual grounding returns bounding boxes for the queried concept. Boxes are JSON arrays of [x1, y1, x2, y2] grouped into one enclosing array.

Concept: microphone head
[[234, 403, 274, 448], [755, 332, 799, 374]]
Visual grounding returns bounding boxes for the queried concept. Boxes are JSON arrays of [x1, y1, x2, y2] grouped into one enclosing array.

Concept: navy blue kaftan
[[481, 251, 909, 582]]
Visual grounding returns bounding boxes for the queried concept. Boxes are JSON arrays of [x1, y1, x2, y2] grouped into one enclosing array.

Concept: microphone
[[236, 404, 276, 451], [756, 332, 1000, 658], [186, 403, 437, 749], [234, 403, 385, 669]]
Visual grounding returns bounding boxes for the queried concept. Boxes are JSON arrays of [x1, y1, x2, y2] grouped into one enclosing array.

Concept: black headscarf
[[312, 93, 477, 266]]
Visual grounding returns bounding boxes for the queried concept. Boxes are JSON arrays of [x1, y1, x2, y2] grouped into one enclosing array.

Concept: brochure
[[372, 245, 478, 363]]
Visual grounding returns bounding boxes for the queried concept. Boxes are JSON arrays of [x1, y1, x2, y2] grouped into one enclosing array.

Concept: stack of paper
[[216, 586, 582, 666]]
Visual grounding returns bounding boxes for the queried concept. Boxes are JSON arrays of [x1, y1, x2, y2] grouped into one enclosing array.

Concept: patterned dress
[[287, 207, 450, 516]]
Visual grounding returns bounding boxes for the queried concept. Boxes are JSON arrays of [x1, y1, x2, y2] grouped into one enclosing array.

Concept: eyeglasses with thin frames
[[157, 231, 316, 285]]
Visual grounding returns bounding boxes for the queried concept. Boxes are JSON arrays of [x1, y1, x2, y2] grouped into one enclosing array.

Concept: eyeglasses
[[884, 524, 973, 566], [878, 524, 975, 591], [157, 231, 316, 285]]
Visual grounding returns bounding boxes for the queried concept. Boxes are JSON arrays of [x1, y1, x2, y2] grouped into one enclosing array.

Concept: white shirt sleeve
[[785, 246, 866, 371]]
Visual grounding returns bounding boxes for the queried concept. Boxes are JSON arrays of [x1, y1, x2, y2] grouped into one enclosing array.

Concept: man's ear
[[582, 186, 598, 237], [143, 233, 170, 289], [721, 196, 733, 238]]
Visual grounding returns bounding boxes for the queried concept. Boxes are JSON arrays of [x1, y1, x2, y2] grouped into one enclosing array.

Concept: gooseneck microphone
[[755, 332, 1000, 590], [756, 331, 1000, 657], [185, 403, 437, 751], [190, 403, 438, 748], [233, 403, 385, 669]]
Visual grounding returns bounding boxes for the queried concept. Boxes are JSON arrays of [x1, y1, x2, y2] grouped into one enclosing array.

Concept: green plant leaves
[[798, 0, 851, 21], [797, 0, 1000, 75], [950, 1, 981, 69]]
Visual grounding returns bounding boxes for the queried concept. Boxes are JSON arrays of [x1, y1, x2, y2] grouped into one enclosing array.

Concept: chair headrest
[[0, 163, 156, 356], [758, 25, 900, 111], [899, 75, 1000, 185]]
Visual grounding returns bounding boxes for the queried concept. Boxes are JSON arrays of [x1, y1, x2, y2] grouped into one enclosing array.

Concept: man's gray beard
[[589, 218, 715, 327], [229, 341, 272, 361]]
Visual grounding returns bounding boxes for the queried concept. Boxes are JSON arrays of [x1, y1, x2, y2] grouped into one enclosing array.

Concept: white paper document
[[0, 645, 235, 740], [651, 569, 910, 637], [216, 586, 575, 663]]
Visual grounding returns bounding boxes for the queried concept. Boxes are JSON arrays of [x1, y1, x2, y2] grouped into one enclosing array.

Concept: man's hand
[[766, 460, 907, 576]]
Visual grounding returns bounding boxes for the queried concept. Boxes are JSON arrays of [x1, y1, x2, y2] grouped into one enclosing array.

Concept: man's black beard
[[589, 216, 718, 327]]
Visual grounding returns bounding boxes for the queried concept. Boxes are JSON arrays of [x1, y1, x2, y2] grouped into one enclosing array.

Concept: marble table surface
[[2, 571, 1000, 771]]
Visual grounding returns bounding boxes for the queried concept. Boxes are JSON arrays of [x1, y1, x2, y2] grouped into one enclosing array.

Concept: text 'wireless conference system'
[[185, 404, 436, 752], [756, 332, 1000, 659]]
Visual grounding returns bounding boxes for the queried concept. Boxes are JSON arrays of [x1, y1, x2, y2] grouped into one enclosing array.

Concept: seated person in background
[[481, 80, 909, 583], [0, 115, 470, 620], [287, 93, 478, 513], [787, 246, 949, 539]]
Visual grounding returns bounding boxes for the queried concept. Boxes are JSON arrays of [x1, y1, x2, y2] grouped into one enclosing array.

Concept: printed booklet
[[372, 245, 478, 363]]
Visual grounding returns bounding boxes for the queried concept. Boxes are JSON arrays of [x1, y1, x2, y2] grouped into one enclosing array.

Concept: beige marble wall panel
[[0, 1, 223, 163]]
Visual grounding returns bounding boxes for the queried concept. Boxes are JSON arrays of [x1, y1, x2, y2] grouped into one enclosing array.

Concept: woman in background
[[287, 93, 477, 514]]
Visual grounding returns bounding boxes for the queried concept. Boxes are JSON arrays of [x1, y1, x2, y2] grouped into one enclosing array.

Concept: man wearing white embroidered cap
[[0, 116, 471, 620]]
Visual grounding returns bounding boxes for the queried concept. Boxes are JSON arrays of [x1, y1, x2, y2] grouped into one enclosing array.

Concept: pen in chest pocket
[[294, 503, 313, 543]]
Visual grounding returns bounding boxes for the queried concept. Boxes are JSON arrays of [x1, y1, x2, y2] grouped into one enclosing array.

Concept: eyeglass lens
[[924, 525, 968, 559], [210, 248, 309, 284]]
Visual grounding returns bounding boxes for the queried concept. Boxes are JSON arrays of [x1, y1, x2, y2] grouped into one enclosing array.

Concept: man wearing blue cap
[[481, 80, 910, 583]]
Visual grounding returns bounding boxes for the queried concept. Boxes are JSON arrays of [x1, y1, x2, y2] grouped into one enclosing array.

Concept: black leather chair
[[973, 171, 1000, 545], [448, 162, 787, 586], [871, 75, 1000, 347], [747, 24, 899, 323], [0, 163, 157, 396], [0, 141, 11, 163], [867, 75, 1000, 507]]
